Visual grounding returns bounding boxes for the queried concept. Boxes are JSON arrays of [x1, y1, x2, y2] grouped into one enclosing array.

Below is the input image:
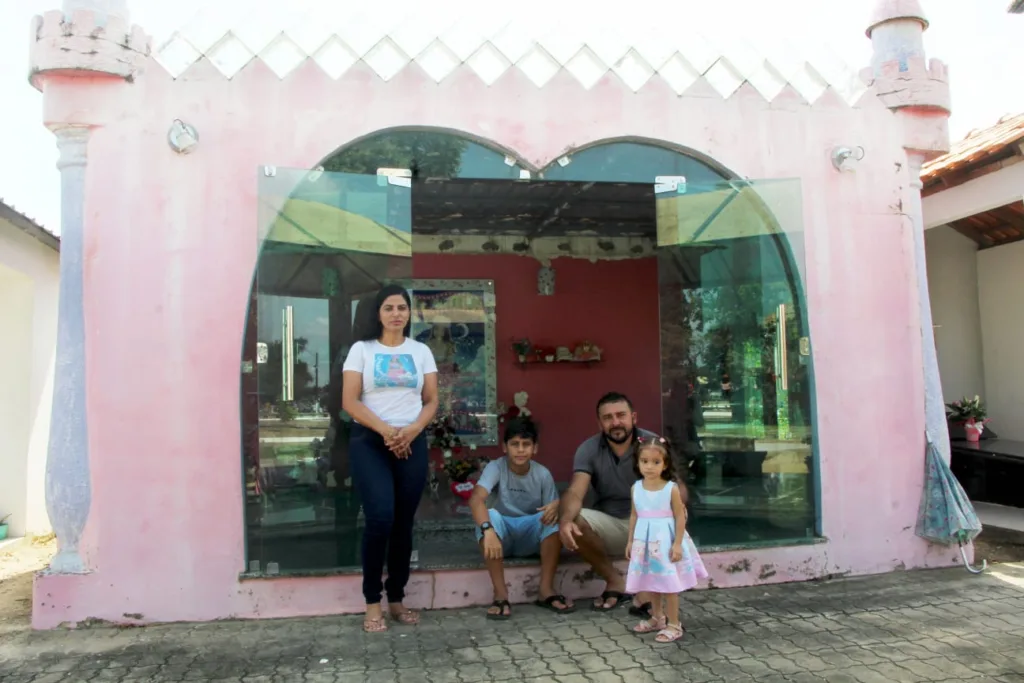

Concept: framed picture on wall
[[410, 279, 497, 446]]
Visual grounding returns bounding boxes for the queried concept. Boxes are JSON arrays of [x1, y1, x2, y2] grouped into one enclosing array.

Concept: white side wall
[[978, 240, 1024, 441], [925, 225, 985, 404], [0, 222, 58, 537]]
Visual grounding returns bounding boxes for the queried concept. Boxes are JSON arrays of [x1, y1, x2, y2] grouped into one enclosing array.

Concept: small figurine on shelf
[[511, 338, 532, 363], [573, 341, 602, 362], [532, 345, 556, 363], [556, 346, 573, 362]]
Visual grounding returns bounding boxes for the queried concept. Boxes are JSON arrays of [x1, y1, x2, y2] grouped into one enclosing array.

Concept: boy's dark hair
[[633, 435, 690, 502], [503, 416, 538, 444], [596, 391, 634, 415]]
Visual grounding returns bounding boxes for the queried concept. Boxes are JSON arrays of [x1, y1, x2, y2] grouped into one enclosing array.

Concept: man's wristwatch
[[480, 521, 494, 534]]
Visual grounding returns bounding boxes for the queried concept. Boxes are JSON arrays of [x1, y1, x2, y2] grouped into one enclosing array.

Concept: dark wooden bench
[[950, 438, 1024, 509]]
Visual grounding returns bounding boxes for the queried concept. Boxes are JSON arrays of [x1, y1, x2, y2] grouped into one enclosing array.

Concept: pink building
[[29, 0, 967, 628]]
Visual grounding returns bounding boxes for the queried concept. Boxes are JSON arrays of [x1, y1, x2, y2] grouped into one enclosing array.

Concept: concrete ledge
[[0, 537, 27, 554]]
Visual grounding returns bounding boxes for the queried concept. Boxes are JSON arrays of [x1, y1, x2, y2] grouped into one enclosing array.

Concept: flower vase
[[964, 418, 984, 443], [450, 479, 475, 500]]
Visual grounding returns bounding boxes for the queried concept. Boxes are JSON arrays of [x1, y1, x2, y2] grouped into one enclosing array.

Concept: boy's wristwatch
[[479, 522, 494, 534]]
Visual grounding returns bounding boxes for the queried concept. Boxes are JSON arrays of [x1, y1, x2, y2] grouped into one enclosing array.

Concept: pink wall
[[30, 44, 961, 628], [414, 254, 661, 481]]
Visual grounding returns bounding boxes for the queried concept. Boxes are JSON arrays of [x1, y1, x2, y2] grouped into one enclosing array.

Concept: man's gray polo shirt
[[572, 428, 659, 519]]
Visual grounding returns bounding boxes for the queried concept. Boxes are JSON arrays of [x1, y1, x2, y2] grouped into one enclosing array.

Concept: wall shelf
[[515, 359, 602, 368]]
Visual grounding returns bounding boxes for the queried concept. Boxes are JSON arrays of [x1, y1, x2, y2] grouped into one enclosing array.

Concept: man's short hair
[[503, 416, 539, 444], [596, 392, 634, 415]]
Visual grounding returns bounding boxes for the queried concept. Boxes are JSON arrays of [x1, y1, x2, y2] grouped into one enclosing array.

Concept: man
[[470, 416, 574, 619], [559, 392, 657, 611]]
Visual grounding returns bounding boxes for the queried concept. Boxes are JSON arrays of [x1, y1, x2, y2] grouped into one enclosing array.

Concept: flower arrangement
[[946, 395, 989, 442], [429, 412, 482, 483], [946, 395, 987, 423], [441, 451, 481, 483], [429, 412, 463, 452]]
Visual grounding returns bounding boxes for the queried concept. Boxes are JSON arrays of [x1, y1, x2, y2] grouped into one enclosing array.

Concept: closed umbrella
[[915, 439, 987, 573]]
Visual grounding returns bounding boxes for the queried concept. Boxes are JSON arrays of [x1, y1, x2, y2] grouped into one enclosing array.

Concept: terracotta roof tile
[[921, 112, 1024, 182]]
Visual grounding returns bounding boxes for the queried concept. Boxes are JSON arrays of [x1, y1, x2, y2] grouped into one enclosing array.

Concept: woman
[[342, 284, 439, 632]]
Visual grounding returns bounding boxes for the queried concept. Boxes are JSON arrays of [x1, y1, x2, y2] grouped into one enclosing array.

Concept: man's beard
[[605, 426, 634, 445]]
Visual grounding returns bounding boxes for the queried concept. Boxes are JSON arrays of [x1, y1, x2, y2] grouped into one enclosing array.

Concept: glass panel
[[324, 130, 523, 180], [242, 166, 412, 574], [542, 142, 727, 185], [655, 179, 817, 547]]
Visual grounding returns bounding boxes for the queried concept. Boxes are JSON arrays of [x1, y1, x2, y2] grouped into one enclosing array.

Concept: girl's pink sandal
[[632, 616, 667, 634], [655, 623, 685, 643]]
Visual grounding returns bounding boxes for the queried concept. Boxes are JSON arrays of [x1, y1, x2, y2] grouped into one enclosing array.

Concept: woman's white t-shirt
[[342, 338, 438, 427]]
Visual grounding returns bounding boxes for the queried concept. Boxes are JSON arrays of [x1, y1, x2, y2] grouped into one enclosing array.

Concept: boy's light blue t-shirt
[[476, 457, 558, 518]]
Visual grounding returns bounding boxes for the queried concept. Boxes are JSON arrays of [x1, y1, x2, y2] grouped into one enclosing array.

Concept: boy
[[470, 416, 574, 619]]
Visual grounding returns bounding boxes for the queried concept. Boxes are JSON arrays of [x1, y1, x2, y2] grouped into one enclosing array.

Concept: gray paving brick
[[2, 566, 1024, 682]]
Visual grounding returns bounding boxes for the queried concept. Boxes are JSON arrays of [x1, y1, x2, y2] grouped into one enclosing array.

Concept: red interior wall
[[413, 254, 662, 481]]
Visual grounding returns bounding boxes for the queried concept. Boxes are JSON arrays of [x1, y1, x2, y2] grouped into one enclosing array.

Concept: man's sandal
[[632, 615, 667, 634], [655, 623, 686, 643], [591, 590, 632, 611], [486, 599, 511, 620], [363, 616, 388, 633], [629, 601, 653, 617]]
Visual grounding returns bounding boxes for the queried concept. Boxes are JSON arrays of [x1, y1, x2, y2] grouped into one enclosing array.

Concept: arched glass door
[[242, 166, 412, 573]]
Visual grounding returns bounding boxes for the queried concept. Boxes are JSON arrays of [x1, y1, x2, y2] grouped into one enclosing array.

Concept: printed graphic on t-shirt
[[373, 354, 418, 388]]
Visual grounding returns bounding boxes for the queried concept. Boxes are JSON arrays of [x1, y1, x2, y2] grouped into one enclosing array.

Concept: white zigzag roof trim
[[151, 0, 869, 105]]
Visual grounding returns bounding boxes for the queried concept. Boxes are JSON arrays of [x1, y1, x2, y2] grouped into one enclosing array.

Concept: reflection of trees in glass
[[258, 337, 315, 406], [696, 280, 805, 433], [324, 131, 468, 178]]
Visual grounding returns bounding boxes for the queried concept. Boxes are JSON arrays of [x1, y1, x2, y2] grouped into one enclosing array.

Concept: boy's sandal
[[591, 591, 632, 611], [655, 623, 686, 643], [632, 616, 667, 634], [389, 608, 420, 625], [534, 595, 575, 614], [363, 616, 388, 633], [486, 599, 511, 620]]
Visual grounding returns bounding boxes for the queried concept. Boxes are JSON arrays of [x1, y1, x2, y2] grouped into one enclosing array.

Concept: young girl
[[625, 436, 707, 643]]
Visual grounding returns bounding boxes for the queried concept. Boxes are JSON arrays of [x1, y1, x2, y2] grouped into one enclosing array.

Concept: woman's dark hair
[[358, 284, 412, 341], [633, 435, 689, 502], [503, 416, 539, 444]]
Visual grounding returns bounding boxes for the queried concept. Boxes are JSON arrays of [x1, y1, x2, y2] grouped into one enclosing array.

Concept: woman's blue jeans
[[350, 423, 428, 605]]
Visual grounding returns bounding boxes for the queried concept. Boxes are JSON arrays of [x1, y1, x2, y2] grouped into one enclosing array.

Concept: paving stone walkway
[[1, 564, 1023, 682]]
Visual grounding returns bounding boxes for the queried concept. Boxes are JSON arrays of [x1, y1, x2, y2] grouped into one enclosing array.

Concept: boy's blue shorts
[[474, 509, 558, 557]]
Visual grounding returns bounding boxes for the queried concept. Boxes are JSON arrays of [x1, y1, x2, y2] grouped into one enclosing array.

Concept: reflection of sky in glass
[[258, 295, 331, 387]]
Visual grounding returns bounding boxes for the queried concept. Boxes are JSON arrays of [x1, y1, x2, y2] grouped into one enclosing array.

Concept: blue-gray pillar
[[45, 124, 91, 574]]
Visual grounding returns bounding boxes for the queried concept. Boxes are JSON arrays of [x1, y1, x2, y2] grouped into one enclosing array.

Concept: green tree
[[323, 131, 468, 178]]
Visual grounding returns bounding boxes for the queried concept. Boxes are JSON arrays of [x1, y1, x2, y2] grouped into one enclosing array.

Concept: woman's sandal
[[655, 623, 686, 643], [486, 599, 511, 620], [388, 607, 420, 625], [363, 615, 388, 633], [633, 616, 667, 634]]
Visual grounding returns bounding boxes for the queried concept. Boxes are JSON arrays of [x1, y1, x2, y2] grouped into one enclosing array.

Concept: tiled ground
[[1, 564, 1023, 682]]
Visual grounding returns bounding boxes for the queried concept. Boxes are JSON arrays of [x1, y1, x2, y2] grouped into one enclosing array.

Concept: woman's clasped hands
[[384, 425, 417, 458]]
